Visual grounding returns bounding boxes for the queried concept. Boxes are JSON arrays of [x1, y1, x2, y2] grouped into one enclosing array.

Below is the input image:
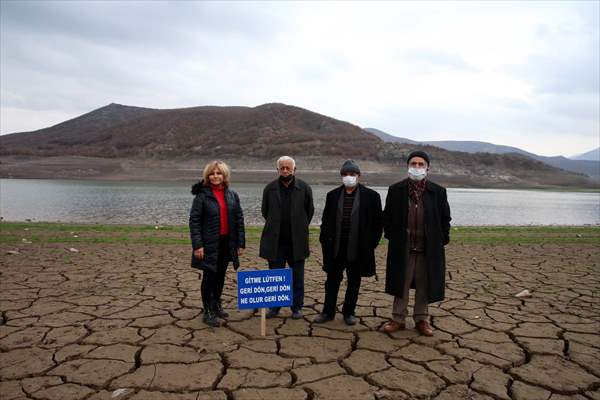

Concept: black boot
[[214, 299, 229, 318], [202, 300, 220, 327], [203, 308, 220, 327]]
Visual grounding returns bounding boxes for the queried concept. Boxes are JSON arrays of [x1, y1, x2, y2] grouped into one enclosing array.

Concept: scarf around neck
[[408, 179, 427, 203]]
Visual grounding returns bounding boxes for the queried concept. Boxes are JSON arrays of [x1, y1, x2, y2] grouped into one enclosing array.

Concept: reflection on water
[[1, 179, 599, 226]]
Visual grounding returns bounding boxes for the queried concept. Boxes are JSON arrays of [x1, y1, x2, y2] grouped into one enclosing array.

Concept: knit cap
[[340, 159, 361, 175], [406, 150, 430, 166]]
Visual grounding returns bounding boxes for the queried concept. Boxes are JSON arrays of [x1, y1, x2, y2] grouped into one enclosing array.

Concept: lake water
[[1, 179, 598, 226]]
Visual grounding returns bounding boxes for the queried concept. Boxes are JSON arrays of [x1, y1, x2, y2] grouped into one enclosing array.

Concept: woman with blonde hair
[[189, 160, 245, 327]]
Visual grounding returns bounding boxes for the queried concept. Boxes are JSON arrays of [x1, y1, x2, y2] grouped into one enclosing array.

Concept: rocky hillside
[[0, 103, 596, 188], [1, 104, 159, 152], [0, 103, 380, 159], [376, 143, 595, 188], [367, 128, 600, 180]]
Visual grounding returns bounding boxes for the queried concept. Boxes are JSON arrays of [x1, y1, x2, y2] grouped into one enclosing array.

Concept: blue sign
[[237, 269, 293, 310]]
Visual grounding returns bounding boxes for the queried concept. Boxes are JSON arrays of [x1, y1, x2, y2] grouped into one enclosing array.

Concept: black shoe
[[266, 308, 279, 319], [343, 315, 357, 326], [291, 310, 303, 319], [214, 300, 229, 318], [313, 313, 334, 323], [203, 310, 221, 327]]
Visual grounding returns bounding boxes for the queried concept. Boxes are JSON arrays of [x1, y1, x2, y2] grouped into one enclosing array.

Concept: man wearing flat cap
[[382, 151, 451, 336], [314, 160, 383, 325]]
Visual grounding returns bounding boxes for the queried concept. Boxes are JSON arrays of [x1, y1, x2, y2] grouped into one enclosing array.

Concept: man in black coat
[[314, 160, 383, 325], [382, 150, 451, 336], [259, 156, 314, 319]]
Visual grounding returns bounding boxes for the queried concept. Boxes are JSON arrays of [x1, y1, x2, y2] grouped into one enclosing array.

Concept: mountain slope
[[368, 128, 600, 180], [571, 147, 600, 161], [1, 103, 160, 149], [0, 104, 596, 188], [1, 103, 381, 159], [364, 128, 416, 144]]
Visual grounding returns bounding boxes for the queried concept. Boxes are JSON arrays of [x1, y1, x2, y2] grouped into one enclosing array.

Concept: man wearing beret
[[382, 151, 451, 336], [314, 160, 383, 325]]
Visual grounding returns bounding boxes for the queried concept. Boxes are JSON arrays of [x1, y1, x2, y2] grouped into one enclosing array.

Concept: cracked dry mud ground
[[1, 239, 599, 400]]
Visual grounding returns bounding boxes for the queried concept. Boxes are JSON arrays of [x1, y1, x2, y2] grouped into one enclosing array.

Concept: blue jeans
[[268, 242, 304, 312]]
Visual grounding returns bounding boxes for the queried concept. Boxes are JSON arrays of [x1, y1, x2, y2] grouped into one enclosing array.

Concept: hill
[[0, 103, 159, 151], [1, 103, 380, 159], [571, 147, 600, 162], [363, 128, 416, 144], [367, 128, 600, 180], [0, 103, 596, 189]]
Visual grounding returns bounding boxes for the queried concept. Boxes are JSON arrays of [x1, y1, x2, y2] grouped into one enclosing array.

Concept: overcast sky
[[1, 1, 598, 156]]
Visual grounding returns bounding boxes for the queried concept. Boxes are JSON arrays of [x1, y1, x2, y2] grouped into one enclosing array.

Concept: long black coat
[[259, 177, 314, 262], [319, 184, 383, 277], [383, 179, 451, 303], [189, 181, 245, 272]]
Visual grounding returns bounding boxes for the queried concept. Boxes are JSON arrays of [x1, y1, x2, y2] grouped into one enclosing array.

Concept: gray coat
[[383, 179, 451, 303], [259, 177, 314, 261]]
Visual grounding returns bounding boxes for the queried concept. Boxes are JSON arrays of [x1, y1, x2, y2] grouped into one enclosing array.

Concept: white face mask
[[342, 175, 358, 187], [408, 167, 427, 181]]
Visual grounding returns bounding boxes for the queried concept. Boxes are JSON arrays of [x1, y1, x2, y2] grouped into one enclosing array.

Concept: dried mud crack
[[1, 226, 599, 399]]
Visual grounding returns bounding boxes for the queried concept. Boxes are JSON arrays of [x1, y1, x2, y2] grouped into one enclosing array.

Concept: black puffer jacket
[[189, 181, 245, 272]]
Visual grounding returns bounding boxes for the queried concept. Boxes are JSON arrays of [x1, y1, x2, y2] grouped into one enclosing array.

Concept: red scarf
[[408, 179, 426, 204]]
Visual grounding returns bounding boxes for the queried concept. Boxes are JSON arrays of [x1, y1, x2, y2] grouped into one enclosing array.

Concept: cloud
[[1, 0, 598, 156], [398, 48, 477, 74]]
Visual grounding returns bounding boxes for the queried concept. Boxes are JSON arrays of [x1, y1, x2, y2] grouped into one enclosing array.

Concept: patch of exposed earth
[[1, 240, 599, 399]]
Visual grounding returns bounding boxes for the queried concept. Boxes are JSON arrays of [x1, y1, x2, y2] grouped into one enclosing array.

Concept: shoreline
[[1, 155, 598, 190], [2, 221, 600, 228], [2, 222, 599, 246], [1, 176, 599, 193]]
